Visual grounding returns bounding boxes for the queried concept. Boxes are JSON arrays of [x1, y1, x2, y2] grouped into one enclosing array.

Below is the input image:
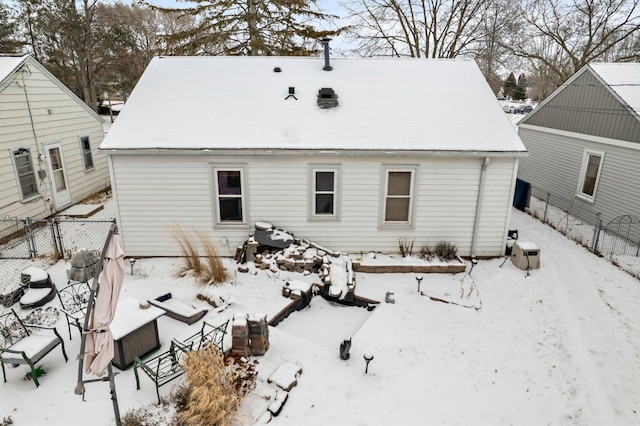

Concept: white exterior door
[[46, 143, 71, 209]]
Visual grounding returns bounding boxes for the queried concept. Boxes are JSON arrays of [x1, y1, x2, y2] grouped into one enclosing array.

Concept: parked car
[[515, 104, 533, 114]]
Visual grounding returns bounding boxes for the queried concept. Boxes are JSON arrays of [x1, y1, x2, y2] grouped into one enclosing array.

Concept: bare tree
[[344, 0, 488, 58], [473, 0, 522, 94], [513, 0, 640, 83]]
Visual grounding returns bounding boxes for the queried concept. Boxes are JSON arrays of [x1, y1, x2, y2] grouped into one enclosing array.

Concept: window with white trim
[[312, 168, 338, 218], [80, 136, 94, 170], [13, 148, 38, 200], [577, 150, 604, 201], [213, 167, 245, 224], [383, 169, 415, 224]]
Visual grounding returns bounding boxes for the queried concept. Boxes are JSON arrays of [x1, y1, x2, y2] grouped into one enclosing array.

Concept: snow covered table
[[110, 297, 165, 370]]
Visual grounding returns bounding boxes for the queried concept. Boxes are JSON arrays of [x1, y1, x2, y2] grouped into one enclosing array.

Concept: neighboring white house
[[517, 62, 640, 226], [100, 54, 527, 258], [0, 55, 110, 222]]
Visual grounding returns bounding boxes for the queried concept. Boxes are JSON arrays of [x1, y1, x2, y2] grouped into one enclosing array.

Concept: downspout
[[470, 157, 490, 259]]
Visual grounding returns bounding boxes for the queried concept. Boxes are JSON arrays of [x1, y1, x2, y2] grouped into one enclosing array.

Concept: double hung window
[[13, 148, 38, 199], [312, 168, 339, 218], [383, 168, 416, 225], [214, 168, 246, 224], [577, 150, 604, 202]]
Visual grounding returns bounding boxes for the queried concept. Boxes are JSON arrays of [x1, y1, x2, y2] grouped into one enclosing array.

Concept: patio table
[[110, 297, 165, 370]]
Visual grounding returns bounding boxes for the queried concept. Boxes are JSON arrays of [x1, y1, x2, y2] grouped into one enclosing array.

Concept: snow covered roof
[[590, 62, 640, 115], [0, 55, 28, 83], [100, 56, 526, 153]]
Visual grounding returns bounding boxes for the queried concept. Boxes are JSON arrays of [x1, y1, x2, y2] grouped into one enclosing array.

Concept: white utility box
[[510, 241, 540, 270]]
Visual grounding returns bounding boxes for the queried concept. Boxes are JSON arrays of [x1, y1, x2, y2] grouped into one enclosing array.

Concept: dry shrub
[[197, 230, 227, 284], [176, 347, 256, 426], [398, 238, 414, 257], [170, 227, 228, 285], [434, 240, 458, 260], [419, 245, 432, 260], [171, 227, 203, 277]]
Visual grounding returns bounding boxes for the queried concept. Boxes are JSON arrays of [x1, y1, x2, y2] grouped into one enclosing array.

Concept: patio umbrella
[[84, 233, 125, 377]]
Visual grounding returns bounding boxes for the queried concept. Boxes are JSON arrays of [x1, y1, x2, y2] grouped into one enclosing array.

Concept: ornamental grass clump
[[170, 227, 228, 285], [176, 346, 256, 426]]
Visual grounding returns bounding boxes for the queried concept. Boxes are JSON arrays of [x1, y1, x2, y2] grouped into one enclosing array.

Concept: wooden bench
[[133, 319, 229, 401]]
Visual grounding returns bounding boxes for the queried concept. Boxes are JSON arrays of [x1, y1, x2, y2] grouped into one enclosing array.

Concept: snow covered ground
[[3, 200, 640, 425]]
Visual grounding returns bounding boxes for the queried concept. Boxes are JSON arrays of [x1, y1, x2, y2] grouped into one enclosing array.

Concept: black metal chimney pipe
[[322, 38, 332, 71]]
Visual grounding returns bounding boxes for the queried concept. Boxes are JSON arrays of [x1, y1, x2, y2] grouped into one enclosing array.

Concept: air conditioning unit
[[511, 241, 540, 270]]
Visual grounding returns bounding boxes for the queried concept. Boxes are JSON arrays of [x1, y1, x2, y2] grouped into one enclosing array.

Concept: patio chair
[[56, 280, 92, 340], [0, 308, 68, 387]]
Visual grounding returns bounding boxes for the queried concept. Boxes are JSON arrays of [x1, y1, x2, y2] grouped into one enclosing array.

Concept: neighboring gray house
[[517, 63, 640, 225], [0, 55, 110, 222], [100, 55, 526, 258]]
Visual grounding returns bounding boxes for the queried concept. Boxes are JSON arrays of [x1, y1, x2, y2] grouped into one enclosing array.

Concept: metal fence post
[[591, 213, 602, 253], [51, 218, 64, 259], [543, 192, 550, 223], [25, 218, 36, 258]]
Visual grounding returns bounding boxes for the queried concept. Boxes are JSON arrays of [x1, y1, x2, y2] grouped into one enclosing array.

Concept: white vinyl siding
[[0, 57, 109, 220], [310, 166, 339, 220], [576, 150, 604, 202], [518, 126, 640, 225], [110, 154, 517, 258]]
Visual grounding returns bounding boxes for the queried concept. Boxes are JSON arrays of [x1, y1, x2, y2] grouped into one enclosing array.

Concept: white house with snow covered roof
[[517, 62, 640, 227], [0, 55, 110, 223], [100, 53, 527, 258]]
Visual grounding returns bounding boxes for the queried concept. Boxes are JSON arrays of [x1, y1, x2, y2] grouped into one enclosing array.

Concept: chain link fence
[[526, 186, 640, 279], [0, 218, 115, 307]]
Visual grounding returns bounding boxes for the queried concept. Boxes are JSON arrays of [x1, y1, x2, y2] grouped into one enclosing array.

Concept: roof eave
[[99, 147, 528, 157]]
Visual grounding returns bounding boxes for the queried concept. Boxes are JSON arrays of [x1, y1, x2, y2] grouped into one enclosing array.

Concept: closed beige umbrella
[[84, 234, 125, 377]]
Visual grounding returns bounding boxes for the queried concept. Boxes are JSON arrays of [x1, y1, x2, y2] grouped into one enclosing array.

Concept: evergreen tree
[[503, 72, 516, 99], [513, 73, 527, 100], [0, 3, 22, 53], [143, 0, 340, 56]]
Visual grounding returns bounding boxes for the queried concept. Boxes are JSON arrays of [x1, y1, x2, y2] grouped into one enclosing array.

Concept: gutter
[[98, 148, 528, 158], [470, 157, 490, 259]]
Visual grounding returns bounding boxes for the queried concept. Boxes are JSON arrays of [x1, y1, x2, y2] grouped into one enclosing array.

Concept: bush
[[176, 347, 256, 426], [419, 245, 432, 260], [434, 241, 458, 260], [398, 238, 414, 257]]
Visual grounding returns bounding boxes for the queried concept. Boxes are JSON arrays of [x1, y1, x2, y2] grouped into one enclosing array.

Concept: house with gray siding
[[0, 55, 110, 222], [100, 54, 526, 258], [517, 63, 640, 226]]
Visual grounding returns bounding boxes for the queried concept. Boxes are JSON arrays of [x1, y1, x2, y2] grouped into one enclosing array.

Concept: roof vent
[[317, 87, 338, 109], [321, 38, 332, 71], [285, 86, 297, 100], [274, 67, 281, 72]]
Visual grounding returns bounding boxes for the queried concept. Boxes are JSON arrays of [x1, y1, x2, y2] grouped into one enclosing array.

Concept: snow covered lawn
[[3, 208, 640, 425]]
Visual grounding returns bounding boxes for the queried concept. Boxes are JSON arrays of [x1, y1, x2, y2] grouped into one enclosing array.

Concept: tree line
[[1, 0, 638, 111]]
